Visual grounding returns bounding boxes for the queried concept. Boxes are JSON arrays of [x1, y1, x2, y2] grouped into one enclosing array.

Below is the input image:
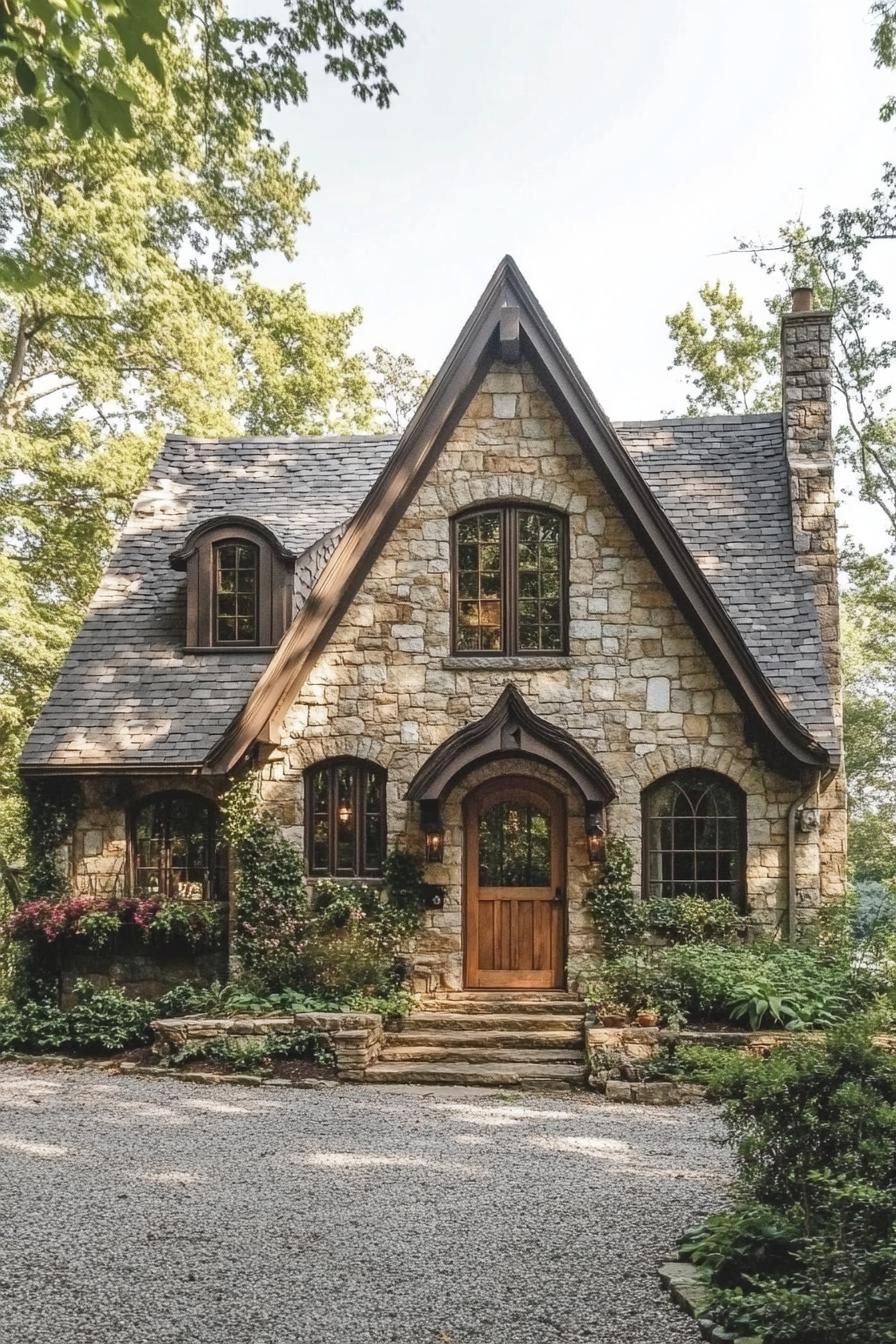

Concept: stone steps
[[415, 996, 582, 1016], [380, 1044, 585, 1064], [388, 1027, 584, 1050], [363, 1059, 587, 1088], [399, 1012, 585, 1033], [364, 991, 587, 1087]]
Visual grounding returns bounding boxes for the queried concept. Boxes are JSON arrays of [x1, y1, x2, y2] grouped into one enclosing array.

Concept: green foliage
[[0, 8, 402, 866], [583, 836, 637, 957], [365, 346, 432, 432], [0, 1, 404, 145], [576, 941, 873, 1028], [666, 281, 782, 415], [727, 980, 850, 1031], [381, 847, 426, 918], [642, 894, 746, 945], [20, 778, 81, 900], [0, 978, 151, 1053], [171, 1027, 333, 1074], [64, 979, 153, 1052], [146, 900, 222, 949], [221, 776, 310, 989], [686, 1026, 896, 1343], [153, 977, 414, 1020]]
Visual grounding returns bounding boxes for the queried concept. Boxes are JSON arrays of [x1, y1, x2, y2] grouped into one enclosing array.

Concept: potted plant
[[597, 1001, 629, 1027], [636, 1004, 659, 1027]]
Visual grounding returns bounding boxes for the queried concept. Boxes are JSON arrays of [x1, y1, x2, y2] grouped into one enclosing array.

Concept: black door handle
[[553, 886, 564, 904]]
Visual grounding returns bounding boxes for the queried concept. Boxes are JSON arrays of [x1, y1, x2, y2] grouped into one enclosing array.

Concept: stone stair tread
[[387, 1029, 583, 1048], [417, 999, 584, 1016], [380, 1045, 585, 1064], [406, 1012, 584, 1032], [364, 1060, 588, 1086]]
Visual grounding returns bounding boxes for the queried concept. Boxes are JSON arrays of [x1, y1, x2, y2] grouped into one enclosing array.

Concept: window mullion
[[505, 506, 516, 655]]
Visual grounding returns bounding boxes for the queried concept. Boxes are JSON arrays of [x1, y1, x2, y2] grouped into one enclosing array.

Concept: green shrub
[[642, 894, 746, 944], [582, 836, 638, 956], [146, 900, 221, 948], [0, 997, 69, 1052], [682, 1027, 896, 1343], [171, 1026, 333, 1073], [65, 980, 154, 1053]]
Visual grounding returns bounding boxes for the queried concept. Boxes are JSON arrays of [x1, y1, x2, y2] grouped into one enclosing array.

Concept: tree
[[0, 0, 404, 144], [665, 282, 780, 415], [365, 346, 432, 433], [0, 2, 405, 854]]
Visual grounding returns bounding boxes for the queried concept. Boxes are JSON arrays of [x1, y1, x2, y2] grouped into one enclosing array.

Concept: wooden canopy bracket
[[499, 306, 521, 362]]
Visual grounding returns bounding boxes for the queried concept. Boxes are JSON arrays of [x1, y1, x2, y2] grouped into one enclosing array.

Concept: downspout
[[786, 767, 836, 943]]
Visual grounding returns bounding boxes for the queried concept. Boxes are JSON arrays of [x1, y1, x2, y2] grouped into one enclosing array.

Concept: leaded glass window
[[479, 800, 551, 887], [643, 771, 745, 907], [452, 505, 566, 654], [132, 794, 226, 900], [305, 760, 386, 877], [214, 541, 258, 644]]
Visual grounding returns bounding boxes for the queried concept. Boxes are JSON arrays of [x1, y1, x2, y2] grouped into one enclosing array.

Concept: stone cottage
[[21, 257, 845, 996]]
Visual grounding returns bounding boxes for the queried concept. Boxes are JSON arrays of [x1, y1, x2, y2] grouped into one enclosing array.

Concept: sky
[[254, 0, 896, 550]]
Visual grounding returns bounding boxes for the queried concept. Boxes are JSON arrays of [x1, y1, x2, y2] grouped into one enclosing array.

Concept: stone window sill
[[441, 656, 573, 671]]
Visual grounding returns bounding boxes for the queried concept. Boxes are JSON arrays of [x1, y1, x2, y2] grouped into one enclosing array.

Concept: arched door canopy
[[406, 684, 617, 826]]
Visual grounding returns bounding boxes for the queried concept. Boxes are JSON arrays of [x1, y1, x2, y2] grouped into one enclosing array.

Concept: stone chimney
[[781, 289, 840, 727]]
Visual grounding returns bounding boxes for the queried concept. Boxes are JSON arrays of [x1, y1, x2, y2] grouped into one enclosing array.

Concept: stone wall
[[251, 358, 843, 987], [152, 1012, 385, 1080]]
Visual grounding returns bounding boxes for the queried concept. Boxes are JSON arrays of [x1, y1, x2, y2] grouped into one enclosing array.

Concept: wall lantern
[[420, 799, 445, 865], [585, 804, 606, 866]]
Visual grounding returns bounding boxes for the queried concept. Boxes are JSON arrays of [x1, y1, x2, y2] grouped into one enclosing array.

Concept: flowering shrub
[[7, 892, 223, 950]]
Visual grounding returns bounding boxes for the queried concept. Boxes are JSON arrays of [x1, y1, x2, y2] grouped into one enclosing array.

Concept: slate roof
[[21, 413, 837, 770], [20, 436, 399, 770]]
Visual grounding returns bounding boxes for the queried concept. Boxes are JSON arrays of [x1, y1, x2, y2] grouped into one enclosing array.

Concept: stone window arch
[[130, 792, 227, 900], [170, 516, 295, 650], [305, 759, 387, 878], [451, 504, 568, 654], [642, 770, 746, 909]]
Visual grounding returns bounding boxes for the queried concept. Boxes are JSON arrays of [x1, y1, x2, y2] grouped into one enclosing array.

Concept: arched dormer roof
[[169, 515, 296, 570], [406, 684, 616, 809]]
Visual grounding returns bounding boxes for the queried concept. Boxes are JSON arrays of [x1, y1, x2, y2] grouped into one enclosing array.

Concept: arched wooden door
[[463, 777, 566, 989]]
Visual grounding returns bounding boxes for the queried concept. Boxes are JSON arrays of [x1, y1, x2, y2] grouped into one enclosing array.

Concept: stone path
[[0, 1064, 730, 1344]]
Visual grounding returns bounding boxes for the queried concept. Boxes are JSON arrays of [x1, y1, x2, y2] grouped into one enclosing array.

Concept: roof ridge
[[163, 433, 401, 446], [615, 413, 782, 428]]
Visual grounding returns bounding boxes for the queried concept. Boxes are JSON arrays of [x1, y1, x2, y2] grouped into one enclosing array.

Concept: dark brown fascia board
[[206, 254, 832, 777], [18, 762, 209, 778]]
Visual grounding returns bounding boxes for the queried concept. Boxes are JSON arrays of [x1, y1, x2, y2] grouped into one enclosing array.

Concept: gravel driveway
[[0, 1064, 729, 1344]]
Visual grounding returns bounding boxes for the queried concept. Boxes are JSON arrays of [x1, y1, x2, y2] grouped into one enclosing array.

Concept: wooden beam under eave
[[499, 307, 521, 362]]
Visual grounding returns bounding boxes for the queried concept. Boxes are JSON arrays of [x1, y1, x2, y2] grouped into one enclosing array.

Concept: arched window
[[131, 793, 227, 900], [170, 516, 295, 650], [213, 540, 258, 644], [451, 505, 567, 655], [642, 770, 745, 908], [305, 759, 386, 878]]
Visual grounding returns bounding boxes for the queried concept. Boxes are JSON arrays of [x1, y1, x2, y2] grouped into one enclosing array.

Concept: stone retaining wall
[[151, 1012, 385, 1081]]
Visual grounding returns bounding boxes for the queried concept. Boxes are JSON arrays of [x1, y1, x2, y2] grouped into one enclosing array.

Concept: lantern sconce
[[585, 804, 606, 866], [421, 799, 445, 865]]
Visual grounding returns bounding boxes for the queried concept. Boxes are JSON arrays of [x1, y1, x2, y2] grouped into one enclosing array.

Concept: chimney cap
[[791, 286, 813, 314]]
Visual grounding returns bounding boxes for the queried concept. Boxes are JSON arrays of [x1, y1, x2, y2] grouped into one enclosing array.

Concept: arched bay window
[[132, 793, 227, 900], [452, 505, 567, 654], [642, 770, 745, 908], [305, 759, 386, 878]]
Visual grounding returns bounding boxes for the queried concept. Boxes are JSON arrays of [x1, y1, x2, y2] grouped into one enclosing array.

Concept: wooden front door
[[463, 777, 565, 989]]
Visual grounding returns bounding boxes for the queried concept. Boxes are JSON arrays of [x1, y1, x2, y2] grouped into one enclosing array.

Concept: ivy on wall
[[22, 779, 82, 900], [583, 834, 639, 958]]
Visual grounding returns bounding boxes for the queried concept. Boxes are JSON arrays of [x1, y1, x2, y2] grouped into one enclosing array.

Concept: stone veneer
[[63, 356, 845, 992]]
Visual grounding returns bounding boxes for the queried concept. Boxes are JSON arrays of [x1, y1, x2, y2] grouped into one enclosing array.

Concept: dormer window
[[170, 516, 295, 651], [214, 541, 258, 644]]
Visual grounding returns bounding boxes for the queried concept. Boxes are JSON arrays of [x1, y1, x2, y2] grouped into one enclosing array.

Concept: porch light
[[421, 800, 445, 865], [585, 805, 605, 866]]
